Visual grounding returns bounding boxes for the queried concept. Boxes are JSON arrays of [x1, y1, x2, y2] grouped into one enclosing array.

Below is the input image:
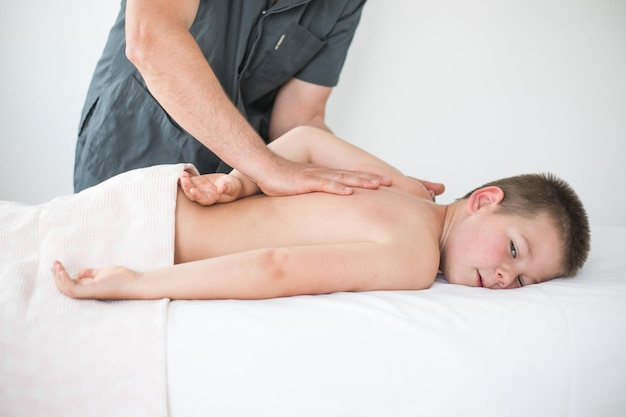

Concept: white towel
[[0, 164, 192, 417]]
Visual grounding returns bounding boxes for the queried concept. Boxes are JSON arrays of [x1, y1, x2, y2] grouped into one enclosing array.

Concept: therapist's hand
[[178, 171, 245, 206], [254, 158, 393, 197]]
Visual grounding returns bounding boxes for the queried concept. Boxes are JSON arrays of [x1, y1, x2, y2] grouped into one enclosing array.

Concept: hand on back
[[178, 171, 245, 206], [255, 157, 393, 197]]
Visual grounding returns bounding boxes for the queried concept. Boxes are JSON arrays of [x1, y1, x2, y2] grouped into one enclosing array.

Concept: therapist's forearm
[[125, 0, 277, 181]]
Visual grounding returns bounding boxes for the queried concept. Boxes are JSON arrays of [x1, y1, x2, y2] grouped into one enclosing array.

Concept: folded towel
[[0, 164, 192, 417]]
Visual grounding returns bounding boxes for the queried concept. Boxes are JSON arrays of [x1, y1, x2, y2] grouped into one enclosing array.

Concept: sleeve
[[295, 0, 367, 87]]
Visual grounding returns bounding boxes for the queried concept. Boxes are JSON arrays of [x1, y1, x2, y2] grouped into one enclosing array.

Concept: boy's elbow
[[254, 248, 293, 297], [257, 248, 329, 298], [262, 248, 288, 282]]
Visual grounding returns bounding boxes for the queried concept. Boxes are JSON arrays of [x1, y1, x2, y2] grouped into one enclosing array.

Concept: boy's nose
[[494, 267, 519, 289]]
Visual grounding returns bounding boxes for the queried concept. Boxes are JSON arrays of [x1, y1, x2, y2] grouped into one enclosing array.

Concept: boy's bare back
[[175, 184, 445, 290]]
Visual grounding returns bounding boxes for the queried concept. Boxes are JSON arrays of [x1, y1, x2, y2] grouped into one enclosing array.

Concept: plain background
[[1, 0, 624, 226]]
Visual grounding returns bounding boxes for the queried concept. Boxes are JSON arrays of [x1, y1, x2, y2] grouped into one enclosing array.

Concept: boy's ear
[[466, 186, 504, 215]]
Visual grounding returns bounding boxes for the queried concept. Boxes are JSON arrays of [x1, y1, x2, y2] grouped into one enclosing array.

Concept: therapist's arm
[[124, 0, 385, 197]]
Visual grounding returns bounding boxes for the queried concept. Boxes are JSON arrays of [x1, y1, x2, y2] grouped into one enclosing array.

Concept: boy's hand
[[407, 177, 445, 201], [52, 260, 141, 300], [178, 171, 244, 205]]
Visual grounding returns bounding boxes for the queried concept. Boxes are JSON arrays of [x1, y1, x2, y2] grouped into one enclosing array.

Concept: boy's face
[[441, 204, 564, 289]]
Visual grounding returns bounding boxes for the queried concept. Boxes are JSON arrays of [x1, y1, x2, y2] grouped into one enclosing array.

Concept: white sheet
[[167, 225, 626, 417], [2, 164, 623, 417], [0, 164, 191, 417]]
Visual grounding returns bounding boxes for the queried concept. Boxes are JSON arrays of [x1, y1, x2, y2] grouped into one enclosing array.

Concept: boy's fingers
[[76, 268, 96, 279], [52, 261, 96, 299], [52, 262, 76, 294], [415, 178, 445, 196], [52, 261, 70, 281]]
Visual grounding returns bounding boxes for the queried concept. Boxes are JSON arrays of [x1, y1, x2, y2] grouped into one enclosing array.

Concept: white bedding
[[1, 165, 624, 417], [0, 164, 193, 417], [167, 225, 626, 417]]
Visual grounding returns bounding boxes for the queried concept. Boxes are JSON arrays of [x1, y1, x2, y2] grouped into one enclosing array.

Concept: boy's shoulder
[[356, 188, 443, 288]]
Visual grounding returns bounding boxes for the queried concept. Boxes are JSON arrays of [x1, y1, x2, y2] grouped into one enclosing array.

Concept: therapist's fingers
[[179, 171, 221, 205], [259, 164, 392, 197], [308, 168, 393, 196]]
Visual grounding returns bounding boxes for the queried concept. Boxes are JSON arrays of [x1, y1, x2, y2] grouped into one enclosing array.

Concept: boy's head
[[466, 173, 590, 277], [441, 173, 590, 288]]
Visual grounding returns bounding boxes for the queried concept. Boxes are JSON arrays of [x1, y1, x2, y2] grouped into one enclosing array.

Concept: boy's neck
[[438, 200, 466, 254]]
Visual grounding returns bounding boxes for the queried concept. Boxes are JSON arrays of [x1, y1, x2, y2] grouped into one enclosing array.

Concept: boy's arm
[[266, 126, 402, 176], [53, 241, 436, 300], [228, 126, 404, 197], [229, 126, 442, 198], [182, 126, 444, 204], [263, 126, 444, 199]]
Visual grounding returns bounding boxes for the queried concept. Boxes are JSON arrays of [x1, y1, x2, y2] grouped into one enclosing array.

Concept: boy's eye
[[517, 276, 524, 287], [510, 241, 517, 258]]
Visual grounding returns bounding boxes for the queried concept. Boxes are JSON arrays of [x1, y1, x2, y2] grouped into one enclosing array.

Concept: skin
[[52, 127, 565, 300], [439, 187, 564, 288], [124, 0, 445, 198]]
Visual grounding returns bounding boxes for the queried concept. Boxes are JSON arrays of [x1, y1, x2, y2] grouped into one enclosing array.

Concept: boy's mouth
[[476, 270, 484, 287]]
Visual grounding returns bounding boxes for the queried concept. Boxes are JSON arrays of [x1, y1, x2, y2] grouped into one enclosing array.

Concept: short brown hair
[[464, 173, 590, 276]]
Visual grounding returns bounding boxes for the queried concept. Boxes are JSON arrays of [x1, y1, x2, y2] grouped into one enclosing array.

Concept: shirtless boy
[[52, 126, 590, 300]]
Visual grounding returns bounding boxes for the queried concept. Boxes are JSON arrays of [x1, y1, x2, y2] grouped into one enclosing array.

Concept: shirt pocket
[[240, 22, 326, 104]]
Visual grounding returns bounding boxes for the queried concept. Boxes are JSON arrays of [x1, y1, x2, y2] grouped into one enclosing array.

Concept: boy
[[53, 126, 590, 299]]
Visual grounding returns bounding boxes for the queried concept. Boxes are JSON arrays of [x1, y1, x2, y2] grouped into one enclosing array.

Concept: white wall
[[0, 0, 118, 201], [1, 0, 625, 226], [328, 0, 626, 226]]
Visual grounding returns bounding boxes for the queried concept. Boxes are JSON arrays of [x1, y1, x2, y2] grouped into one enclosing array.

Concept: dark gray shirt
[[74, 0, 366, 191]]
